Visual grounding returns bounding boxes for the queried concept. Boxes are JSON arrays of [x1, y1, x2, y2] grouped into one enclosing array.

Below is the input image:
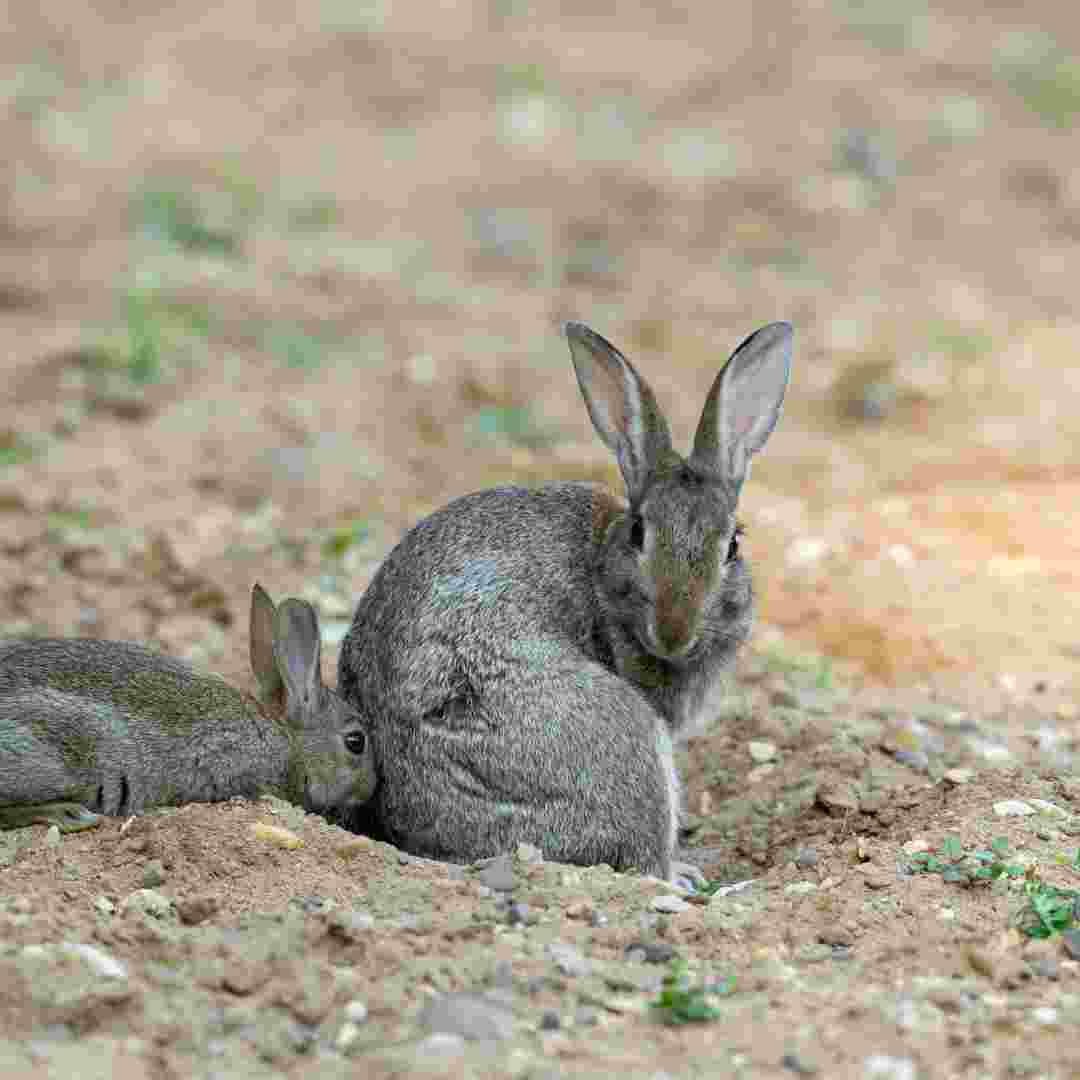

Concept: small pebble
[[993, 800, 1036, 817], [892, 749, 929, 772], [782, 1052, 819, 1075], [863, 1055, 916, 1080], [330, 909, 373, 937], [546, 942, 590, 977], [344, 1000, 368, 1024], [539, 1011, 560, 1031], [58, 943, 128, 979], [1062, 928, 1080, 960], [1033, 957, 1059, 979], [1031, 1006, 1058, 1026], [624, 941, 676, 964], [478, 854, 516, 893], [507, 902, 530, 926], [651, 894, 690, 914], [419, 993, 516, 1041], [943, 768, 974, 785], [748, 740, 777, 763], [794, 848, 818, 868], [45, 826, 61, 849], [574, 1007, 599, 1027], [589, 909, 609, 928]]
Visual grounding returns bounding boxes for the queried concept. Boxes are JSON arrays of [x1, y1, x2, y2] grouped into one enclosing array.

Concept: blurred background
[[2, 0, 1080, 690]]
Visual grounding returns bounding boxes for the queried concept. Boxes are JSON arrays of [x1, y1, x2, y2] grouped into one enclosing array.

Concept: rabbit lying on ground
[[0, 584, 376, 831], [338, 321, 792, 881]]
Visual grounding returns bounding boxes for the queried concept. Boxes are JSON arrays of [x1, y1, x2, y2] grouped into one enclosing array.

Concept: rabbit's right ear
[[249, 583, 284, 705], [272, 599, 323, 723], [565, 322, 673, 499]]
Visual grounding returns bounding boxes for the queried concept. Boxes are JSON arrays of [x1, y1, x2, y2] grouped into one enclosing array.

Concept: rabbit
[[337, 321, 792, 881], [0, 584, 376, 832]]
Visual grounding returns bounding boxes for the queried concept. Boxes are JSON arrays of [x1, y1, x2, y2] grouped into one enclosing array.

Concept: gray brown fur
[[0, 585, 376, 831], [338, 322, 792, 880]]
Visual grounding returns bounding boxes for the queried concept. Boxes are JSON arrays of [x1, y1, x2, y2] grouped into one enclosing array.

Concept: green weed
[[92, 286, 213, 385], [908, 835, 1079, 938], [0, 432, 36, 467], [264, 326, 329, 370], [998, 33, 1080, 130], [651, 958, 732, 1024], [321, 519, 372, 561], [468, 405, 558, 449]]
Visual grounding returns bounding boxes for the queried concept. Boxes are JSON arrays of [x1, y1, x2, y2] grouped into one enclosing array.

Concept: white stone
[[747, 740, 777, 763], [650, 894, 690, 914], [992, 800, 1035, 817]]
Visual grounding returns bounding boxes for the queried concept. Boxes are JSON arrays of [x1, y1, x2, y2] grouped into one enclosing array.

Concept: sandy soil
[[2, 1, 1080, 1075]]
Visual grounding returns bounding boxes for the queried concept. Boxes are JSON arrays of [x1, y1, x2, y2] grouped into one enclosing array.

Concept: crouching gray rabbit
[[338, 321, 792, 881], [0, 584, 376, 831]]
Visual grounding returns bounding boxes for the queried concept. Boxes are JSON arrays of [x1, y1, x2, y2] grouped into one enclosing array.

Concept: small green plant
[[288, 196, 342, 230], [90, 286, 213, 386], [321, 519, 372, 561], [0, 431, 36, 467], [908, 835, 1026, 884], [998, 34, 1080, 130], [136, 187, 242, 258], [650, 958, 732, 1025], [468, 405, 557, 449], [909, 836, 1079, 938], [1018, 874, 1078, 939], [264, 326, 329, 370]]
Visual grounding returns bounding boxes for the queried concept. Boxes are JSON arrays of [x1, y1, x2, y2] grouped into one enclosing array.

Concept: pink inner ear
[[589, 355, 629, 434]]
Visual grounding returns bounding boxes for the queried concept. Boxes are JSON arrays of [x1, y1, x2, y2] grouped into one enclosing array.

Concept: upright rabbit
[[0, 584, 376, 831], [338, 322, 792, 880]]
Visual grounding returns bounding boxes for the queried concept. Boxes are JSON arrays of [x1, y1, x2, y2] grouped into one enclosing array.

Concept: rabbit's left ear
[[690, 322, 792, 492]]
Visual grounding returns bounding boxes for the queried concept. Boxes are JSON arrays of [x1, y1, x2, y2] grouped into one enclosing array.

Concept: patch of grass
[[0, 431, 36, 467], [288, 196, 342, 230], [760, 643, 835, 690], [651, 958, 732, 1024], [998, 33, 1080, 130], [908, 835, 1025, 884], [264, 326, 330, 370], [927, 322, 995, 364], [908, 836, 1079, 938], [836, 0, 928, 53], [321, 519, 372, 561], [467, 405, 558, 449], [136, 187, 241, 258], [91, 286, 214, 386]]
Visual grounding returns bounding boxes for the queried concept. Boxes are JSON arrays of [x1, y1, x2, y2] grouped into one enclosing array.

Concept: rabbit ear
[[565, 322, 673, 498], [272, 599, 323, 723], [249, 583, 284, 705], [689, 322, 792, 492]]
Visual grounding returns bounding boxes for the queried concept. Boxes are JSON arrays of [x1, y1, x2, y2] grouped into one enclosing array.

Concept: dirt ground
[[3, 1, 1080, 1076]]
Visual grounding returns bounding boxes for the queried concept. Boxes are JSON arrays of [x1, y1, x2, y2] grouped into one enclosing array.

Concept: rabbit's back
[[340, 482, 612, 715], [0, 638, 257, 815]]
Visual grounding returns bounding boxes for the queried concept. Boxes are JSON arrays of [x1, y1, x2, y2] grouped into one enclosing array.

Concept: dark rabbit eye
[[344, 731, 367, 756], [726, 525, 743, 562], [628, 515, 646, 551]]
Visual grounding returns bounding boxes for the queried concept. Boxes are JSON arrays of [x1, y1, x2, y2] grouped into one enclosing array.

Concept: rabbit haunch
[[339, 321, 792, 880], [0, 585, 375, 831]]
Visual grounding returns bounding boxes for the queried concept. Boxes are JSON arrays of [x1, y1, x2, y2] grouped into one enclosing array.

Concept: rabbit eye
[[726, 525, 744, 562], [628, 514, 646, 551], [344, 731, 367, 756]]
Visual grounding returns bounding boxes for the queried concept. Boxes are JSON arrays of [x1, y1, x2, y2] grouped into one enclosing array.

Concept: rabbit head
[[249, 584, 377, 819], [566, 321, 791, 674]]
